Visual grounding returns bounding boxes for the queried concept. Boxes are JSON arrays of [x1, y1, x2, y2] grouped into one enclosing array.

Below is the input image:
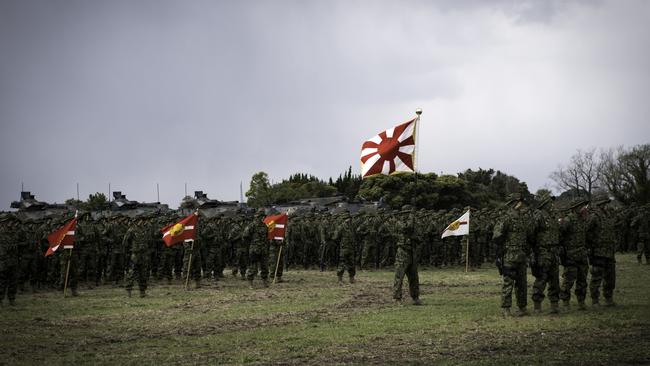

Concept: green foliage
[[64, 192, 108, 211], [246, 172, 272, 208], [333, 166, 363, 200], [358, 169, 531, 210]]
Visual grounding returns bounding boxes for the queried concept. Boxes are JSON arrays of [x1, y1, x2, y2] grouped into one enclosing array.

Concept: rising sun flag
[[360, 115, 419, 178], [161, 212, 198, 247]]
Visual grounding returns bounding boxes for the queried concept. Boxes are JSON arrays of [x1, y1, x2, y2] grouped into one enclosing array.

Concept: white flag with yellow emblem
[[441, 210, 470, 238]]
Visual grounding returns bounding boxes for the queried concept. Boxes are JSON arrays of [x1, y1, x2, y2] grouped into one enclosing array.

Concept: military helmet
[[591, 193, 611, 206], [505, 193, 522, 205], [568, 198, 589, 210], [537, 196, 555, 210], [400, 205, 415, 213]]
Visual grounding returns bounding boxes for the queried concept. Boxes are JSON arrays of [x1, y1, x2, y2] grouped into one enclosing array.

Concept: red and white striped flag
[[45, 215, 77, 257], [161, 212, 198, 247], [360, 117, 418, 178], [264, 213, 288, 241]]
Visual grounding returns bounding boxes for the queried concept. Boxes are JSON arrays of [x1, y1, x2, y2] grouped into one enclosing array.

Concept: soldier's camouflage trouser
[[0, 264, 18, 302], [182, 241, 202, 282], [108, 252, 125, 284], [246, 245, 269, 281], [590, 258, 616, 301], [232, 244, 248, 278], [532, 262, 560, 304], [269, 242, 284, 279], [560, 263, 588, 303], [393, 247, 420, 301], [501, 261, 527, 309], [361, 239, 378, 269], [60, 250, 79, 292], [206, 243, 226, 280], [637, 239, 650, 263], [126, 252, 150, 292], [337, 248, 356, 279]]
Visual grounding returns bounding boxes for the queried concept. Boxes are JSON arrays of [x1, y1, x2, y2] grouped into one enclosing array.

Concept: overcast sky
[[1, 0, 649, 209]]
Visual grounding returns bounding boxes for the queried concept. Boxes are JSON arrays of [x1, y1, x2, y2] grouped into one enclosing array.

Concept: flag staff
[[63, 248, 73, 297], [465, 207, 471, 273], [414, 108, 422, 173], [63, 211, 78, 297], [184, 239, 194, 290], [273, 243, 284, 285]]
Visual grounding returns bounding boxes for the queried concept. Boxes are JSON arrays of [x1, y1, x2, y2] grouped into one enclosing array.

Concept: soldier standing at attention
[[245, 209, 271, 288], [559, 199, 590, 310], [587, 195, 618, 306], [492, 193, 531, 317], [334, 210, 356, 285], [633, 205, 649, 265], [531, 197, 561, 314], [123, 216, 154, 298], [0, 214, 20, 306], [393, 205, 422, 305]]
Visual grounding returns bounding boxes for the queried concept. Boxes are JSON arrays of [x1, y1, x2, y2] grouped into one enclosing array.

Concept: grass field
[[1, 254, 649, 365]]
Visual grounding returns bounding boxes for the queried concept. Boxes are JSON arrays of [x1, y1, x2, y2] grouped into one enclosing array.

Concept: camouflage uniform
[[530, 200, 561, 313], [123, 219, 155, 296], [108, 217, 127, 284], [633, 207, 649, 264], [0, 216, 20, 305], [182, 237, 202, 287], [359, 212, 381, 269], [230, 216, 248, 278], [245, 212, 270, 286], [334, 212, 356, 283], [493, 196, 530, 315], [76, 219, 99, 287], [393, 207, 420, 303], [587, 200, 617, 305], [559, 202, 590, 308]]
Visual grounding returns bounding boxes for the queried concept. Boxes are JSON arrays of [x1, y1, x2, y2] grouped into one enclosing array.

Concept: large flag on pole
[[161, 212, 198, 247], [45, 214, 77, 257], [264, 213, 288, 241], [360, 117, 418, 178], [441, 210, 470, 238]]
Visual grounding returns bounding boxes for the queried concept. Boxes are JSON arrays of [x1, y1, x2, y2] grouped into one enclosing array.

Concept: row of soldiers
[[1, 201, 649, 304], [493, 194, 650, 316]]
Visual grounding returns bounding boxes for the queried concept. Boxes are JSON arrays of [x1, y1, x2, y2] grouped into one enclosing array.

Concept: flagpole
[[273, 243, 283, 284], [185, 239, 194, 290], [414, 108, 422, 174], [465, 208, 471, 273], [63, 247, 73, 297]]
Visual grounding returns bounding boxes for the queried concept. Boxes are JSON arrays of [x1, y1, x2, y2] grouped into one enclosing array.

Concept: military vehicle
[[177, 191, 243, 217], [109, 191, 170, 218], [10, 191, 72, 220]]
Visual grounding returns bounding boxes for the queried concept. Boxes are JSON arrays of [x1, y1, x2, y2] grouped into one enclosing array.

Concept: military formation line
[[0, 197, 649, 316]]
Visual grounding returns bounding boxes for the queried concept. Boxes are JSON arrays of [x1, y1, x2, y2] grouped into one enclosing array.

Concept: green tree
[[246, 172, 272, 208], [85, 192, 109, 211]]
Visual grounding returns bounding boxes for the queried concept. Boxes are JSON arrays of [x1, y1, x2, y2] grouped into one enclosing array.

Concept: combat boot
[[337, 275, 344, 286], [262, 279, 269, 288], [139, 290, 147, 298], [394, 298, 403, 306], [248, 279, 254, 289], [194, 279, 202, 289], [605, 298, 616, 307], [349, 276, 355, 284], [71, 289, 79, 297], [533, 302, 542, 314], [126, 289, 132, 298], [591, 298, 600, 307], [516, 307, 529, 317], [550, 302, 559, 314], [502, 308, 511, 318], [578, 300, 587, 311], [411, 298, 423, 306]]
